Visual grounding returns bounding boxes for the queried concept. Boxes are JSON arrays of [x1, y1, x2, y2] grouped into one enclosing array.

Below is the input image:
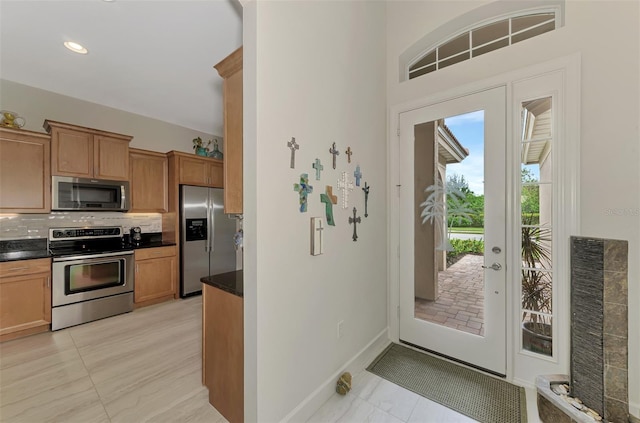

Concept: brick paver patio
[[415, 254, 485, 336]]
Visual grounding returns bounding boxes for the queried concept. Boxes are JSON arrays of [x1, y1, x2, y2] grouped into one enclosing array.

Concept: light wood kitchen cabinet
[[44, 120, 132, 181], [168, 151, 223, 188], [129, 148, 168, 212], [203, 282, 243, 423], [134, 246, 177, 307], [0, 258, 52, 342], [214, 46, 243, 214], [0, 127, 51, 213]]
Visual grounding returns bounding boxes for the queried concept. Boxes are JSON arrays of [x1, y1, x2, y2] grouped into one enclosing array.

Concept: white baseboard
[[280, 328, 390, 423], [629, 401, 639, 422]]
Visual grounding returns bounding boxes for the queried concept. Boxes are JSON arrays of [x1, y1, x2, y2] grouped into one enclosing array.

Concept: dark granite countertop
[[129, 241, 177, 250], [0, 239, 49, 263], [0, 250, 51, 263], [201, 270, 243, 298]]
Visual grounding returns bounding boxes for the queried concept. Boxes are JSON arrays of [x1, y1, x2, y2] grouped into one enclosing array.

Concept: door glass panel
[[520, 96, 554, 356], [414, 111, 486, 336], [66, 261, 123, 294]]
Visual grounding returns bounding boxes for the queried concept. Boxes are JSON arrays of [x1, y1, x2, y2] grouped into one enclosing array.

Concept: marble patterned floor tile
[[307, 392, 358, 423], [407, 396, 478, 423], [350, 370, 383, 401], [0, 375, 109, 423], [366, 406, 406, 423], [366, 378, 421, 421]]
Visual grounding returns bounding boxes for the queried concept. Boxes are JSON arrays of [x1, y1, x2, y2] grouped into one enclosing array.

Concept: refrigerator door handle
[[205, 189, 211, 253], [209, 190, 215, 253]]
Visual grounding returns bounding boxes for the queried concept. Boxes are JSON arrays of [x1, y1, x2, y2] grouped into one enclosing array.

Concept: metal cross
[[320, 186, 337, 226], [329, 142, 340, 169], [287, 137, 299, 169], [312, 158, 324, 180], [362, 182, 370, 217], [353, 165, 362, 187], [293, 173, 313, 212], [345, 147, 353, 163], [337, 171, 354, 209], [348, 207, 361, 242]]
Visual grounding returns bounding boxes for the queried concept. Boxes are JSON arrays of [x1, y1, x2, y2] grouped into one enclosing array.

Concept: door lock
[[482, 262, 502, 271], [492, 246, 502, 254]]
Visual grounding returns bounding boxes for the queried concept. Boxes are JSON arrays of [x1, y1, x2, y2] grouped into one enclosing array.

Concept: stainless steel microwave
[[52, 176, 130, 212]]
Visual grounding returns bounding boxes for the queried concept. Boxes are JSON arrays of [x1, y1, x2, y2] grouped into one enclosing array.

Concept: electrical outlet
[[337, 320, 344, 339]]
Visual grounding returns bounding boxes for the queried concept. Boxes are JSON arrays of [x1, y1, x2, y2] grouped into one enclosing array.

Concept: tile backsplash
[[0, 212, 163, 240]]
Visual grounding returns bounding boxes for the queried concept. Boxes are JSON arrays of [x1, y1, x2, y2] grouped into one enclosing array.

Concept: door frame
[[387, 54, 581, 385]]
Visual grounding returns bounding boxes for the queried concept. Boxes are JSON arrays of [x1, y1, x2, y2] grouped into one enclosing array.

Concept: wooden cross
[[312, 158, 324, 180], [362, 182, 370, 217], [345, 147, 353, 163], [348, 207, 361, 242], [287, 137, 299, 169], [320, 185, 337, 226], [329, 142, 340, 169], [337, 171, 354, 209], [293, 173, 313, 212], [353, 165, 362, 187]]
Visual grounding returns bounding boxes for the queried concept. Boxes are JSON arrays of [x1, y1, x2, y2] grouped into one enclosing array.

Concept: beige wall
[[0, 79, 221, 154], [387, 0, 640, 415]]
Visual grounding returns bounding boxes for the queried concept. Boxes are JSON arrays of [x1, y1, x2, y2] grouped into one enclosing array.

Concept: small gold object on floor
[[336, 372, 352, 395]]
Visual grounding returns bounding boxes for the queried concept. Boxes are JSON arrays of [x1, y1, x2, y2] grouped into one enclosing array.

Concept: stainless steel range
[[48, 226, 134, 330]]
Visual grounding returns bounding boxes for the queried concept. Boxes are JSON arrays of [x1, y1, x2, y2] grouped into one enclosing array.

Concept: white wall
[[243, 1, 388, 421], [387, 0, 639, 416], [0, 79, 220, 154]]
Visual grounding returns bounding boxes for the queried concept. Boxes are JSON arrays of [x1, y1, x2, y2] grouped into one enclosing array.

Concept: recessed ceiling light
[[64, 41, 88, 54]]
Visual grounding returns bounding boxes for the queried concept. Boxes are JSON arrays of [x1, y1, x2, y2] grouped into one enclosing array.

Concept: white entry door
[[398, 86, 507, 375]]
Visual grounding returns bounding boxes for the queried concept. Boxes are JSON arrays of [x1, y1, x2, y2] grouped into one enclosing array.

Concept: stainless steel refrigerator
[[180, 185, 237, 297]]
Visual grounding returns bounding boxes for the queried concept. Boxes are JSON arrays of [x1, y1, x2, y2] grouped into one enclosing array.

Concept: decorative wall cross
[[349, 207, 361, 242], [353, 165, 362, 187], [293, 173, 313, 212], [287, 137, 299, 169], [320, 185, 338, 226], [329, 142, 340, 169], [362, 182, 370, 218], [310, 217, 324, 256], [345, 147, 353, 163], [337, 171, 354, 209], [312, 158, 324, 180]]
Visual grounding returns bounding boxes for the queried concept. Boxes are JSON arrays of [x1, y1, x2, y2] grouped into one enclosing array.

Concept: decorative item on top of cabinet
[[44, 120, 132, 181], [0, 127, 51, 213], [129, 148, 168, 213], [214, 46, 243, 215], [134, 246, 177, 307], [0, 258, 52, 342]]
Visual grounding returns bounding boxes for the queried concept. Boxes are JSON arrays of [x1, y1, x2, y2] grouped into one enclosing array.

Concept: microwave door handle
[[121, 184, 126, 210]]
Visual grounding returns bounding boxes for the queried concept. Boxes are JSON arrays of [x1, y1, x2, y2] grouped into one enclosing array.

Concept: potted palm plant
[[521, 214, 553, 356]]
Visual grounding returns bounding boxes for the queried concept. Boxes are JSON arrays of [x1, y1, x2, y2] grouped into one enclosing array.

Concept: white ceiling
[[0, 0, 243, 136]]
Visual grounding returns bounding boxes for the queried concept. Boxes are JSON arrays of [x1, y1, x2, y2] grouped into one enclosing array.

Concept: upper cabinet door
[[95, 135, 130, 181], [215, 46, 243, 214], [0, 128, 51, 213], [179, 155, 210, 186], [51, 127, 93, 177], [129, 148, 168, 212]]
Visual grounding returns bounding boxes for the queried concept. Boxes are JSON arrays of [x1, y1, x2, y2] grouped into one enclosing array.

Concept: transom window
[[408, 12, 557, 80]]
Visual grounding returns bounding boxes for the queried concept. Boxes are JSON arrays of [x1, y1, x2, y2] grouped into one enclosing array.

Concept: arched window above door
[[400, 1, 565, 82]]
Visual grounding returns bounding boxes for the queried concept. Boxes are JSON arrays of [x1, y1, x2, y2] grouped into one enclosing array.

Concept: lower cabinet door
[[134, 255, 177, 304], [0, 272, 51, 341]]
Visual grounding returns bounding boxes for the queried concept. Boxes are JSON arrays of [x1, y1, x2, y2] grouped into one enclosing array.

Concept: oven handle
[[52, 250, 134, 262]]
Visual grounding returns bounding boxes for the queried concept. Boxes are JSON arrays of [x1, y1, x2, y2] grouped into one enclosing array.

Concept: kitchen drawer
[[135, 246, 176, 261], [0, 258, 51, 278]]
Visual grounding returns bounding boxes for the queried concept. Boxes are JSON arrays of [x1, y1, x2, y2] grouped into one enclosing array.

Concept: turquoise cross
[[293, 173, 313, 213], [312, 158, 324, 180], [320, 186, 337, 226]]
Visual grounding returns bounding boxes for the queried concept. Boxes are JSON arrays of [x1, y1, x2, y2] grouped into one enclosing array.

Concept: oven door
[[52, 251, 134, 307]]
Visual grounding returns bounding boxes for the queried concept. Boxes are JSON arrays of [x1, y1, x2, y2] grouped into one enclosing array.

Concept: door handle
[[482, 263, 502, 271]]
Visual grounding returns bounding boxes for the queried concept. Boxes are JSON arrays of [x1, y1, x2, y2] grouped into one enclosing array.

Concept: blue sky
[[444, 110, 485, 195]]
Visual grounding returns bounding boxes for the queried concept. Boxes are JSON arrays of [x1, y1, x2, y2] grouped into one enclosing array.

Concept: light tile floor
[[0, 296, 540, 423]]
